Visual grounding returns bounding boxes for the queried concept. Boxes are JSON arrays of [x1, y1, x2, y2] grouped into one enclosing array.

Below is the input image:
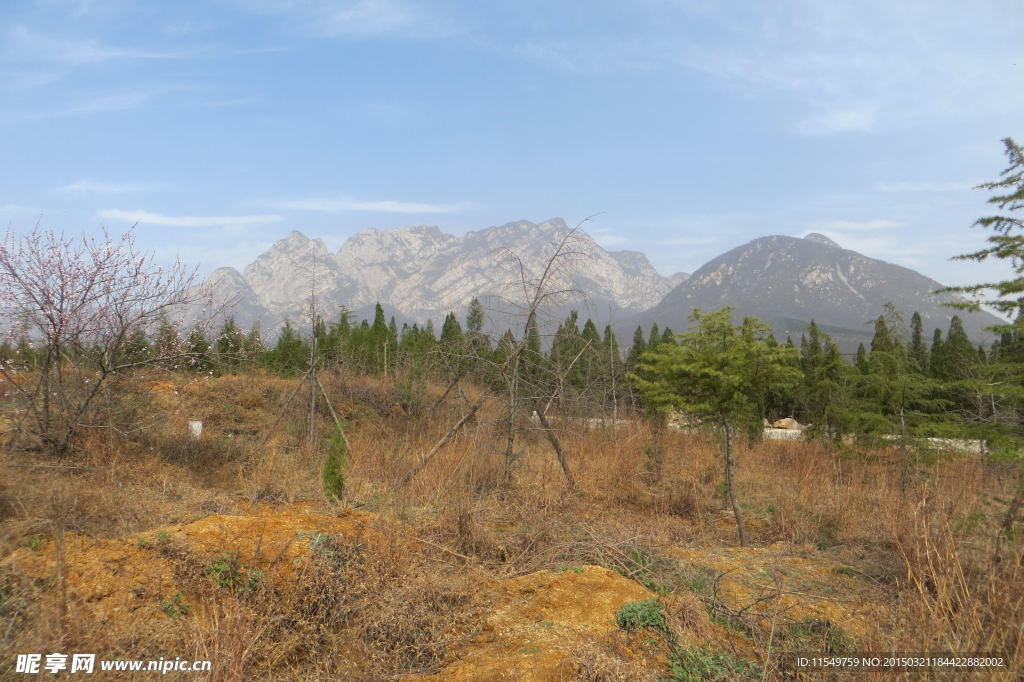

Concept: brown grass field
[[1, 371, 1021, 680]]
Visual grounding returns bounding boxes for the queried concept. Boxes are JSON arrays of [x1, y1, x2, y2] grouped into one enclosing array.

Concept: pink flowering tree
[[0, 224, 198, 457]]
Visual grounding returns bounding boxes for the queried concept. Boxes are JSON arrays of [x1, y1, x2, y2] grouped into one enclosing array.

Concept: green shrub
[[161, 592, 189, 618], [665, 647, 760, 681], [615, 598, 667, 633], [322, 426, 349, 502]]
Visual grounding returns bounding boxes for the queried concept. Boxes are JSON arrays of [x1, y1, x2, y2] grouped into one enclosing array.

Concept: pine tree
[[929, 328, 947, 379], [215, 318, 245, 373], [855, 343, 869, 374], [861, 307, 948, 449], [938, 138, 1024, 539], [647, 323, 661, 350], [465, 297, 491, 361], [267, 320, 308, 375], [909, 312, 928, 372], [632, 308, 798, 545], [186, 327, 212, 372], [626, 325, 647, 369]]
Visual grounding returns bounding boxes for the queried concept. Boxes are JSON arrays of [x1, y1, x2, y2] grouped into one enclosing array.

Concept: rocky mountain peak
[[195, 218, 679, 335], [804, 233, 841, 248], [635, 233, 1002, 350]]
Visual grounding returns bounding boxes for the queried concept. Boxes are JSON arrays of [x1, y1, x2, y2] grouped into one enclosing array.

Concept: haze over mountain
[[195, 218, 687, 334], [630, 233, 1003, 350]]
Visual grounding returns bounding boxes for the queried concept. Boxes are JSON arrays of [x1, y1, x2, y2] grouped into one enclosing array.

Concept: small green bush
[[322, 426, 349, 502], [161, 592, 189, 618], [206, 554, 262, 593], [615, 598, 667, 633], [665, 647, 760, 681]]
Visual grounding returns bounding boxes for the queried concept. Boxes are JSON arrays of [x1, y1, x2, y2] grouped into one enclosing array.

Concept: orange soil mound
[[2, 505, 383, 638], [413, 565, 660, 681], [667, 542, 884, 640]]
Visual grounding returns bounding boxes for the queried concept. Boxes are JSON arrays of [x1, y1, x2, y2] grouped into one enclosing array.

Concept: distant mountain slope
[[193, 218, 684, 333], [629, 233, 1002, 350]]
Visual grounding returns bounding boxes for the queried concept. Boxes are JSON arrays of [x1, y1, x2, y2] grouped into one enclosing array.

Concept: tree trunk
[[1001, 467, 1023, 536], [503, 358, 520, 485], [534, 403, 576, 490], [723, 420, 747, 547]]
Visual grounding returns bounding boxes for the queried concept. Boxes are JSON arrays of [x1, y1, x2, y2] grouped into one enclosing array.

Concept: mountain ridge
[[625, 232, 1002, 350], [193, 222, 1001, 350], [195, 218, 685, 334]]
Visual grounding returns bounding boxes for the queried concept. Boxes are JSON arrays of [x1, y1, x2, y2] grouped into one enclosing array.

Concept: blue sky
[[1, 0, 1021, 288]]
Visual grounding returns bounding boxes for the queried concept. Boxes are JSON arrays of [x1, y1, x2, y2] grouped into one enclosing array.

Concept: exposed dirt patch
[[412, 565, 664, 681], [1, 505, 386, 644], [666, 541, 886, 642]]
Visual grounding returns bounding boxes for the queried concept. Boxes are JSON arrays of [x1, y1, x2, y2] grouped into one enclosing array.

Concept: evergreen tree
[[185, 327, 212, 372], [929, 328, 947, 379], [626, 325, 647, 369], [154, 315, 182, 361], [909, 312, 928, 372], [939, 137, 1024, 538], [214, 317, 245, 373], [870, 314, 896, 355], [267, 319, 308, 375], [370, 303, 390, 373], [123, 326, 151, 365], [861, 307, 948, 448], [647, 323, 661, 350], [465, 297, 491, 361], [797, 322, 851, 439], [632, 307, 799, 546]]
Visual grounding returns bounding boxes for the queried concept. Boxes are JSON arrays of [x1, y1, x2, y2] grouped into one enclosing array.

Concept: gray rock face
[[194, 218, 682, 333], [631, 233, 1003, 350]]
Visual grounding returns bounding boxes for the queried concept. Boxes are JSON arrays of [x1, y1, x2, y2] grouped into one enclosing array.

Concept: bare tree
[[490, 222, 591, 488], [0, 224, 198, 457], [404, 221, 591, 489]]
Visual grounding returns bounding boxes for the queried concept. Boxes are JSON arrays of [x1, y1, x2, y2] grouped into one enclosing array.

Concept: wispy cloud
[[17, 91, 155, 119], [57, 179, 162, 194], [876, 179, 982, 193], [793, 102, 879, 136], [662, 235, 719, 246], [0, 203, 44, 215], [508, 3, 1022, 135], [9, 27, 209, 65], [232, 0, 461, 39], [796, 229, 926, 265], [98, 209, 283, 227], [813, 218, 902, 231], [278, 196, 473, 214], [589, 226, 629, 248]]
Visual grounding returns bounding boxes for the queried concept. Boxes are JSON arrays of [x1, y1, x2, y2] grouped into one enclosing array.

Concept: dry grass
[[2, 371, 1022, 679]]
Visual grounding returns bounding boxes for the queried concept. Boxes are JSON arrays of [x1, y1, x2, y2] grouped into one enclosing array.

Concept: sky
[[1, 0, 1022, 289]]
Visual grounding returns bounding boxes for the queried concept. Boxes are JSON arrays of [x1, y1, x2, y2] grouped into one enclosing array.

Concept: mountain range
[[195, 218, 687, 334], [193, 218, 1002, 350]]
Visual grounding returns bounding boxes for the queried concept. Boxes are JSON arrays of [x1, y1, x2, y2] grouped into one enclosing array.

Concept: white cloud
[[9, 27, 208, 65], [796, 229, 926, 264], [278, 197, 473, 214], [590, 228, 629, 247], [876, 179, 982, 193], [232, 0, 460, 39], [662, 235, 718, 246], [662, 1, 1024, 135], [98, 209, 283, 227], [56, 179, 160, 194], [19, 91, 154, 119], [794, 102, 879, 136], [813, 219, 902, 231]]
